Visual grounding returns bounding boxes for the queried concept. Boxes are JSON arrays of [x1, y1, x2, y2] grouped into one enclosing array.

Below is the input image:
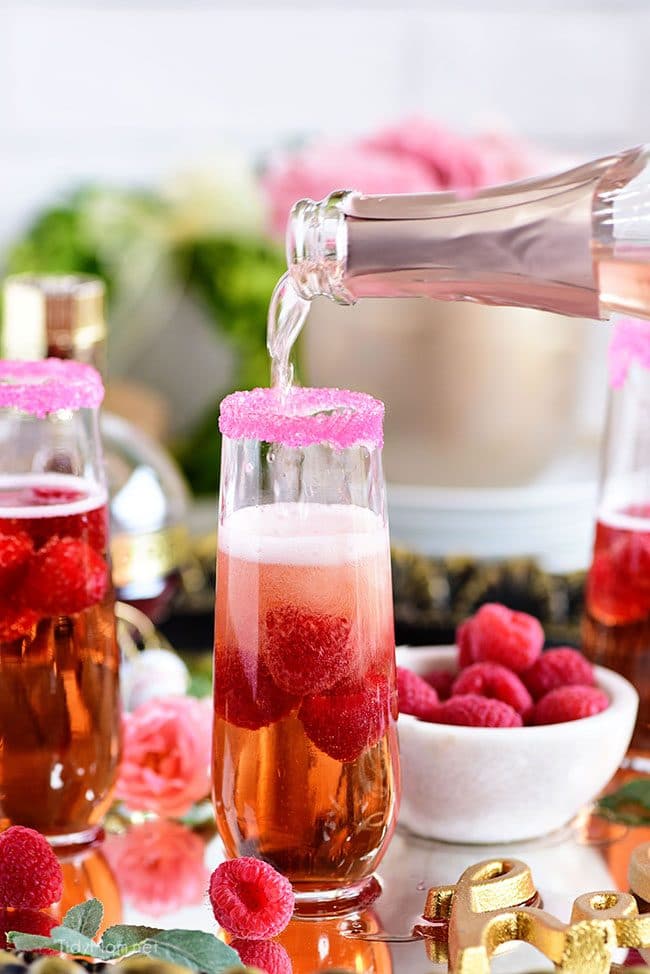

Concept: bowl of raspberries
[[395, 602, 638, 843]]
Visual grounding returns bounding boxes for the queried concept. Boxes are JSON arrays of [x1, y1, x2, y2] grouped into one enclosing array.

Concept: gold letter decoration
[[421, 857, 650, 973]]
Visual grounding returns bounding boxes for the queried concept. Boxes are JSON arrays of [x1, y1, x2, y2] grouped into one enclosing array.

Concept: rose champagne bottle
[[285, 144, 650, 321]]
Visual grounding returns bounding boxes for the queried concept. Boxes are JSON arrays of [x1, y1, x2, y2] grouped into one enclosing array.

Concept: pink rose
[[262, 142, 435, 240], [262, 116, 544, 238], [105, 820, 209, 916], [115, 695, 212, 818]]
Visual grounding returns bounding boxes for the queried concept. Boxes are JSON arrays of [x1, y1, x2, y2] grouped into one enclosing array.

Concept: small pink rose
[[105, 819, 209, 916], [115, 695, 211, 819]]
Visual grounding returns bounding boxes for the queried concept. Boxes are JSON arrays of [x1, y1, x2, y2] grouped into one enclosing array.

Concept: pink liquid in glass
[[0, 474, 121, 840], [583, 505, 650, 749], [212, 502, 399, 895]]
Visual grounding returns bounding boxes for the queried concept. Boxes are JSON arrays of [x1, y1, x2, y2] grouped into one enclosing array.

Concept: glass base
[[45, 825, 104, 850], [292, 875, 382, 918]]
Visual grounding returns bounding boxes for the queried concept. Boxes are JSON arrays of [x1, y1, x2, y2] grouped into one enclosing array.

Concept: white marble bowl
[[396, 646, 638, 844]]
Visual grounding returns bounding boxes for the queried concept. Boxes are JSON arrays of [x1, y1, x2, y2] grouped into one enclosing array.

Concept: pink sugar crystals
[[608, 317, 650, 388], [0, 360, 104, 417], [218, 387, 384, 449]]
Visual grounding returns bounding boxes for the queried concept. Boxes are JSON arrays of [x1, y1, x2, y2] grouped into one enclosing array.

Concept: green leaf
[[142, 928, 241, 973], [62, 898, 104, 938], [7, 933, 61, 952], [100, 924, 162, 958], [48, 925, 107, 958], [8, 927, 106, 959], [597, 778, 650, 825]]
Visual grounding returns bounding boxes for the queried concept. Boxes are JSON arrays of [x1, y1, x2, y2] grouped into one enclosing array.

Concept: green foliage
[[9, 898, 242, 973], [5, 199, 104, 279], [61, 898, 104, 938], [597, 778, 650, 825], [2, 189, 286, 496]]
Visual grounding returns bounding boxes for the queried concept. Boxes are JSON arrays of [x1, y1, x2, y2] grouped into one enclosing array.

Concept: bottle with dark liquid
[[285, 144, 650, 321], [1, 275, 190, 622], [582, 320, 650, 751]]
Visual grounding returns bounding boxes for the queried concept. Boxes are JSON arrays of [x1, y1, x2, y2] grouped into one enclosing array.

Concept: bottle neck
[[2, 275, 108, 376], [286, 146, 650, 320]]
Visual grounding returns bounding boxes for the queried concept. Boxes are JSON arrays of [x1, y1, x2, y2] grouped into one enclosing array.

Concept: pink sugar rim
[[219, 387, 384, 449], [608, 317, 650, 388], [0, 359, 105, 417]]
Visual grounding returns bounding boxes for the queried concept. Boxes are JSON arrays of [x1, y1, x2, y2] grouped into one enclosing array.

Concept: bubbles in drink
[[267, 273, 311, 397]]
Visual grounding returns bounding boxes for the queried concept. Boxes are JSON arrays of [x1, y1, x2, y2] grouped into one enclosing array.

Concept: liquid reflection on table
[[56, 792, 649, 974]]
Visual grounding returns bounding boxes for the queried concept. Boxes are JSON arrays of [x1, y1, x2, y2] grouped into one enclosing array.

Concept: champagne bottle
[[286, 144, 650, 320]]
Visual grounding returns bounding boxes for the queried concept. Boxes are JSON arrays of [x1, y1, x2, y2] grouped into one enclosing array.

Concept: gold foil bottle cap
[[2, 274, 107, 371]]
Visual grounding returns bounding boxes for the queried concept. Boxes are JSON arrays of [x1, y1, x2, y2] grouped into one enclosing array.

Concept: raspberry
[[216, 650, 298, 731], [458, 603, 543, 673], [0, 908, 56, 951], [230, 939, 292, 974], [299, 672, 392, 762], [457, 619, 479, 668], [396, 667, 439, 720], [422, 669, 455, 701], [434, 694, 523, 728], [263, 606, 352, 695], [452, 662, 532, 717], [0, 601, 40, 642], [0, 827, 63, 909], [532, 685, 609, 726], [0, 532, 33, 591], [522, 648, 595, 701], [23, 537, 108, 615], [209, 857, 294, 940]]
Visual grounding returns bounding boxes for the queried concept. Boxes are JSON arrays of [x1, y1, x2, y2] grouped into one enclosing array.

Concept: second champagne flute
[[212, 387, 400, 912]]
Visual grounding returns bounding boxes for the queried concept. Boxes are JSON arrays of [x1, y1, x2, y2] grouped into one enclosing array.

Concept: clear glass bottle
[[2, 275, 190, 622], [286, 144, 650, 321], [582, 317, 650, 751], [212, 387, 400, 913], [0, 359, 121, 845]]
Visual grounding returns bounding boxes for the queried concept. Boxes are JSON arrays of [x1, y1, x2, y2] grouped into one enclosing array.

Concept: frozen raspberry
[[0, 601, 40, 642], [422, 669, 455, 701], [209, 857, 294, 940], [452, 662, 533, 717], [434, 694, 523, 728], [0, 908, 57, 951], [456, 618, 479, 668], [0, 827, 63, 909], [23, 537, 108, 615], [263, 606, 352, 695], [397, 667, 439, 720], [458, 603, 543, 673], [522, 648, 595, 701], [230, 939, 292, 974], [299, 672, 392, 762], [216, 650, 299, 731], [0, 532, 33, 590], [532, 685, 609, 726]]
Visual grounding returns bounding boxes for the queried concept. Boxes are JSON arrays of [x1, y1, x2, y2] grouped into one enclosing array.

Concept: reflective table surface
[[47, 770, 649, 974]]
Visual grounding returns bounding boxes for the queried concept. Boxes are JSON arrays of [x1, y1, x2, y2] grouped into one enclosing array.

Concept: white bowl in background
[[396, 646, 638, 844]]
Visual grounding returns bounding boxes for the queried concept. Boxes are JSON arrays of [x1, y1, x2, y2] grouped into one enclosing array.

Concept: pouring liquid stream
[[267, 272, 311, 399]]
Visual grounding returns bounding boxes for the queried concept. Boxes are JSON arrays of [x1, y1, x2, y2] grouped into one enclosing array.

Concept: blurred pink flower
[[115, 695, 211, 818], [105, 819, 209, 916], [262, 116, 544, 238]]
